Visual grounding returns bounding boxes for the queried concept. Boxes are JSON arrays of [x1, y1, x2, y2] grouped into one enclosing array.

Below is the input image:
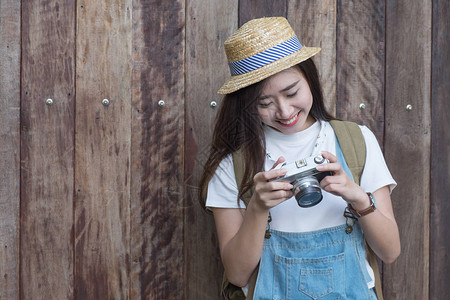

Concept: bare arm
[[355, 186, 400, 263], [319, 151, 401, 263], [211, 157, 293, 287]]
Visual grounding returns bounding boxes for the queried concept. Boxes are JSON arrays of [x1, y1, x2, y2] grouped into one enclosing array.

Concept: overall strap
[[330, 120, 384, 300]]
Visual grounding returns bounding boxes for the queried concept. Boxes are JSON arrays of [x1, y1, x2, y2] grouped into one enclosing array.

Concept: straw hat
[[218, 17, 321, 94]]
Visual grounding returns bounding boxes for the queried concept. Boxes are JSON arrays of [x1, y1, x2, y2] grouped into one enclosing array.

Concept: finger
[[254, 180, 294, 203], [316, 162, 341, 173], [266, 181, 294, 191], [321, 151, 338, 163], [255, 179, 293, 195], [320, 182, 341, 196], [270, 189, 293, 200], [320, 174, 344, 187], [262, 189, 294, 202], [254, 168, 288, 182], [270, 156, 286, 170]]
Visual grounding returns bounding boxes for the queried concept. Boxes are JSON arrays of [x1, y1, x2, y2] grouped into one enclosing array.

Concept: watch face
[[367, 192, 377, 209]]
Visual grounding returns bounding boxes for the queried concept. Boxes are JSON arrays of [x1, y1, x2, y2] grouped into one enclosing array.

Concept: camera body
[[272, 155, 332, 207]]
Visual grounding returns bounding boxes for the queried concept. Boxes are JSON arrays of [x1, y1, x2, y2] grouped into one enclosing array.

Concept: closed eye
[[259, 102, 272, 108], [286, 89, 299, 98]]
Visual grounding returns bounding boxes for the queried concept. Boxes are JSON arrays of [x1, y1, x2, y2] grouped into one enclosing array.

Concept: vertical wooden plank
[[239, 0, 287, 26], [430, 0, 450, 298], [20, 1, 75, 299], [129, 0, 185, 299], [74, 1, 131, 299], [288, 0, 337, 117], [336, 0, 385, 142], [184, 1, 237, 298], [0, 1, 20, 299], [384, 0, 431, 299]]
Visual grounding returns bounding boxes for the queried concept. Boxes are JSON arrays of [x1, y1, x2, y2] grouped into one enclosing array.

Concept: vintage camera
[[272, 155, 332, 207]]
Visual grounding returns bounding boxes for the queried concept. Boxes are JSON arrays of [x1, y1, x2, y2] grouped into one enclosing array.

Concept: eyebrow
[[258, 80, 300, 100], [280, 80, 300, 93]]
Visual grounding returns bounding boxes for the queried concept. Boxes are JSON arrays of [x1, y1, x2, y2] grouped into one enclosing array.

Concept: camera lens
[[292, 177, 323, 207]]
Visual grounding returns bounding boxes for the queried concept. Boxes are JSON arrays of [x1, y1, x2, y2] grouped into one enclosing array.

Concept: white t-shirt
[[206, 120, 396, 289], [206, 121, 396, 229]]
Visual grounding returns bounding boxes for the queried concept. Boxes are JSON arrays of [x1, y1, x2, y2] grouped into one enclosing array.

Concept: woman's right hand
[[251, 156, 294, 211], [213, 157, 294, 287]]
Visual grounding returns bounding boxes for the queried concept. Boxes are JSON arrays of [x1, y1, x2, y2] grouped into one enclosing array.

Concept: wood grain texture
[[130, 1, 185, 299], [1, 1, 446, 299], [74, 1, 131, 299], [20, 1, 75, 299], [336, 0, 385, 143], [239, 0, 287, 26], [0, 1, 20, 299], [384, 0, 432, 299], [430, 0, 450, 297], [184, 1, 238, 298], [288, 0, 337, 117]]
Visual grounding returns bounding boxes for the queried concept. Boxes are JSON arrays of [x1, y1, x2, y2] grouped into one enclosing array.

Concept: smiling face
[[257, 66, 315, 134]]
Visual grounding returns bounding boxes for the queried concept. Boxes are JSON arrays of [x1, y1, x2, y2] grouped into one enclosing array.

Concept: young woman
[[199, 17, 400, 300]]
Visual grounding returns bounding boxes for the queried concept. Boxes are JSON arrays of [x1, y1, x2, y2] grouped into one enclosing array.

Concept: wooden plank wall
[[0, 0, 20, 298], [184, 1, 237, 298], [1, 0, 449, 299], [384, 1, 432, 299], [74, 1, 131, 299], [20, 1, 76, 299], [336, 0, 385, 141], [288, 0, 337, 118], [430, 0, 450, 298], [130, 1, 185, 299]]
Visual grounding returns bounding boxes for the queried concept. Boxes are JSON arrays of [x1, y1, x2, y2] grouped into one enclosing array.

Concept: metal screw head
[[359, 103, 366, 110], [210, 101, 217, 108], [158, 100, 165, 107], [102, 99, 110, 106], [45, 98, 54, 105], [406, 104, 413, 111]]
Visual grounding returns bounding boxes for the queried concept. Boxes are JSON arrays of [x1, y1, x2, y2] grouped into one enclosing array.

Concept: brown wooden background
[[1, 0, 448, 299]]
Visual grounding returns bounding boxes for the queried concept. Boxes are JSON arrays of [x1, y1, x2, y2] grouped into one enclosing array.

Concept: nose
[[276, 100, 292, 119]]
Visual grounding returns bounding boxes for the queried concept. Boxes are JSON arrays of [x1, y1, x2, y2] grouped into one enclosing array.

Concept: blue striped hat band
[[228, 36, 303, 76]]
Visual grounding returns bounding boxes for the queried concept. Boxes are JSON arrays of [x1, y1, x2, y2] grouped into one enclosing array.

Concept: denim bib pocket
[[273, 252, 346, 300], [299, 268, 333, 299]]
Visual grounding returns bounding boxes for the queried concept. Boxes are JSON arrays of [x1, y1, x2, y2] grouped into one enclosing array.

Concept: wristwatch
[[347, 192, 377, 218]]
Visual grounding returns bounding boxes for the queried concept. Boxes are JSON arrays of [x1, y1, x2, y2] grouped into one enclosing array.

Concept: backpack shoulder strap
[[329, 120, 366, 185]]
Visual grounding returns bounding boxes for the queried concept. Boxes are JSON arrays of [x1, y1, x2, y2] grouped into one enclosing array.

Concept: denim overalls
[[252, 139, 377, 300]]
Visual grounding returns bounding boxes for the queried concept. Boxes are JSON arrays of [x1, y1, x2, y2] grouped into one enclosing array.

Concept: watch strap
[[347, 192, 377, 218]]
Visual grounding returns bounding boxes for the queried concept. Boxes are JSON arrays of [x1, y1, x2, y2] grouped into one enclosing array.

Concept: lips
[[278, 111, 300, 127]]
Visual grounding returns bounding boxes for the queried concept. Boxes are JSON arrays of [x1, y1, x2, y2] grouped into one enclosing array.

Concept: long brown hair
[[198, 58, 334, 209]]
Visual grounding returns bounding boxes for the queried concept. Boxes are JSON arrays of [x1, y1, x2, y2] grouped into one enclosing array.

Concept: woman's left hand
[[316, 151, 368, 209], [317, 151, 400, 263]]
